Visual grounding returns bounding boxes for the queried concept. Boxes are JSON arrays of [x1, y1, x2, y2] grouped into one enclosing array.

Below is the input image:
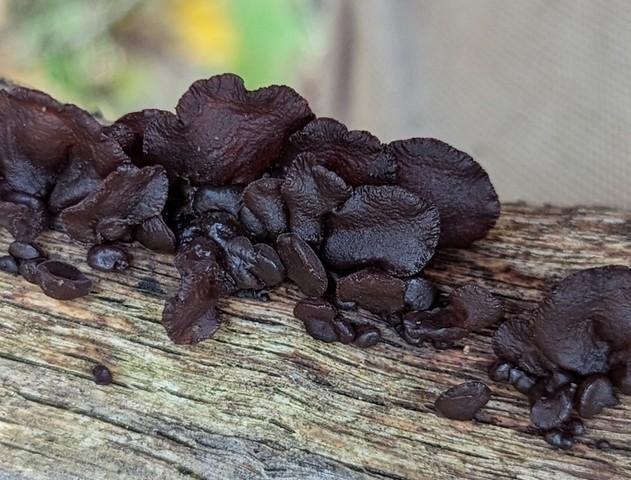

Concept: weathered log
[[0, 204, 630, 480]]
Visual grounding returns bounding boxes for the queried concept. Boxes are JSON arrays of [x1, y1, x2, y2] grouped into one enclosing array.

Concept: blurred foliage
[[0, 0, 324, 118]]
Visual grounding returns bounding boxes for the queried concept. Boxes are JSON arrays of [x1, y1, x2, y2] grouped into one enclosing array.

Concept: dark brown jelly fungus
[[447, 285, 503, 332], [543, 429, 574, 450], [1, 190, 49, 240], [294, 298, 339, 343], [576, 375, 619, 419], [336, 269, 405, 315], [135, 215, 176, 253], [610, 363, 631, 395], [239, 178, 287, 240], [194, 184, 243, 217], [252, 244, 285, 288], [332, 316, 355, 345], [0, 200, 44, 242], [294, 298, 337, 323], [18, 257, 46, 284], [400, 285, 502, 346], [35, 260, 92, 300], [508, 368, 536, 394], [352, 324, 381, 348], [48, 122, 128, 214], [493, 266, 631, 378], [87, 245, 131, 272], [434, 381, 492, 421], [387, 137, 500, 247], [492, 317, 554, 378], [216, 236, 264, 291], [529, 383, 574, 430], [595, 439, 613, 451], [280, 117, 396, 186], [400, 310, 468, 346], [323, 185, 440, 277], [488, 360, 513, 383], [404, 277, 436, 311], [543, 370, 575, 394], [162, 262, 223, 345], [0, 87, 125, 200], [63, 164, 169, 243], [195, 211, 243, 245], [103, 109, 170, 165], [142, 73, 313, 185], [173, 237, 234, 297], [566, 418, 586, 437], [92, 364, 113, 385], [325, 272, 357, 311], [59, 164, 168, 244], [0, 255, 19, 275], [280, 153, 351, 246], [8, 241, 46, 261], [276, 233, 327, 298]]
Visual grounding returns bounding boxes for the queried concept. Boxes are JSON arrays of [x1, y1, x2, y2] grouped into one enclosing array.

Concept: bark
[[1, 204, 630, 480]]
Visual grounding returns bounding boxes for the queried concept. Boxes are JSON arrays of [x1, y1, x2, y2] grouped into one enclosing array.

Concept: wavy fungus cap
[[0, 87, 127, 204], [323, 185, 440, 277], [281, 153, 351, 246], [495, 266, 631, 377], [280, 117, 396, 186], [59, 164, 169, 244], [143, 73, 314, 185], [389, 138, 500, 248]]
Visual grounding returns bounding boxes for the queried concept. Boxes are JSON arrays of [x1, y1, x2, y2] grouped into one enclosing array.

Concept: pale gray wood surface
[[1, 205, 630, 479]]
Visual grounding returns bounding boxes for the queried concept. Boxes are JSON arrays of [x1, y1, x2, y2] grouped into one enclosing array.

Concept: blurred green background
[[0, 0, 325, 118]]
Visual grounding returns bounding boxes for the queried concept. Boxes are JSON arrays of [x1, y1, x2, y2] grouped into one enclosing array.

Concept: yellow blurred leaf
[[170, 0, 239, 67]]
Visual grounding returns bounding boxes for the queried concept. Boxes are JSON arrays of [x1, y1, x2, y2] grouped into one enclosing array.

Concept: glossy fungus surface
[[35, 260, 92, 300], [401, 285, 503, 346], [135, 215, 176, 253], [240, 178, 287, 240], [0, 77, 510, 424], [0, 190, 49, 241], [281, 153, 351, 246], [60, 164, 169, 244], [336, 269, 406, 315], [0, 255, 18, 275], [276, 233, 327, 297], [293, 298, 381, 348], [389, 138, 500, 247], [280, 118, 396, 186], [92, 364, 113, 385], [143, 73, 313, 185], [293, 298, 339, 343], [494, 266, 631, 377], [8, 241, 45, 261], [434, 382, 492, 421], [0, 87, 126, 202], [162, 239, 226, 345], [18, 258, 46, 284], [576, 376, 619, 419], [323, 186, 440, 277], [87, 245, 131, 272], [491, 266, 631, 448]]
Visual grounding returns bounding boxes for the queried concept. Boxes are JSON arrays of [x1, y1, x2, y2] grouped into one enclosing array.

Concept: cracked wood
[[1, 204, 630, 480]]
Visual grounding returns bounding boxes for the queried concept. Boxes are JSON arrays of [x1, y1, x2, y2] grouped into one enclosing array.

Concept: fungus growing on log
[[491, 266, 631, 448], [0, 75, 506, 378]]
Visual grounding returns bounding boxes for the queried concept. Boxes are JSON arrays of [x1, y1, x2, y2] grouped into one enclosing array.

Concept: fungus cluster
[[0, 73, 624, 451], [491, 266, 631, 449], [0, 73, 501, 350]]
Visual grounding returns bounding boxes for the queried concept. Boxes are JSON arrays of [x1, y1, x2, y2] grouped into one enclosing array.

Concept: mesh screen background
[[312, 0, 631, 209]]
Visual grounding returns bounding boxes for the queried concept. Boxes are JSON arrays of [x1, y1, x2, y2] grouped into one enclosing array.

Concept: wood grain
[[1, 204, 630, 480]]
